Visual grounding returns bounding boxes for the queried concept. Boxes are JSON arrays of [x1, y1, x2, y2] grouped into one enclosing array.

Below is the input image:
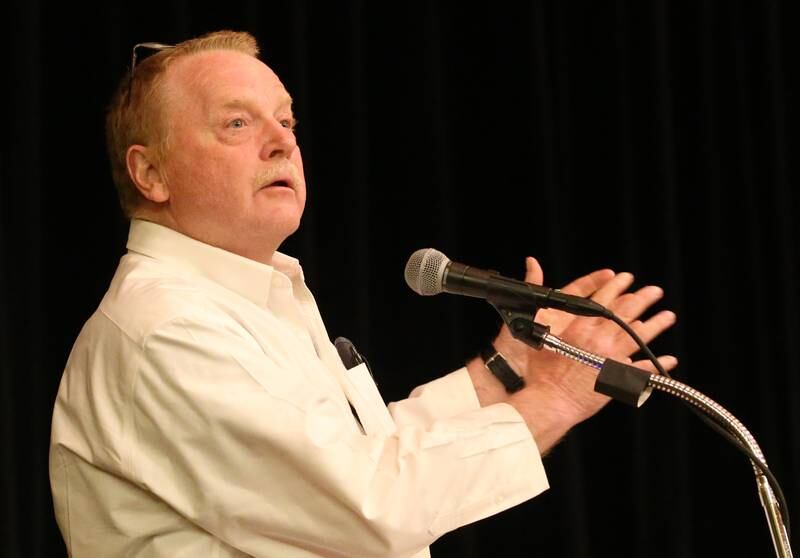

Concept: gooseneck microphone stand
[[402, 248, 791, 555], [496, 308, 793, 558]]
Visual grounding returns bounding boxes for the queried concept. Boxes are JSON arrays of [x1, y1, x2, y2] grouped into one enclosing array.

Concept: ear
[[126, 145, 170, 203]]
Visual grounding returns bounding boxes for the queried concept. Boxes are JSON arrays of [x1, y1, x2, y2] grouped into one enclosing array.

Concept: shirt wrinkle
[[49, 219, 548, 558]]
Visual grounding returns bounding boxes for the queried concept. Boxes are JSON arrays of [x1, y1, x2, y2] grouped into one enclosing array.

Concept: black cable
[[607, 311, 791, 538], [675, 396, 791, 539], [608, 313, 670, 378]]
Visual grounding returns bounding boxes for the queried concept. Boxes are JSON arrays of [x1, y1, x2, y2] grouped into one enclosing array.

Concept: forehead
[[166, 50, 292, 108]]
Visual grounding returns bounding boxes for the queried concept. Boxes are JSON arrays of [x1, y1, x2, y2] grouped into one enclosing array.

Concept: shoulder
[[97, 252, 248, 348]]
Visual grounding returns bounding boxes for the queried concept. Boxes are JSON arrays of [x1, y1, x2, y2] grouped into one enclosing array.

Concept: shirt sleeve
[[129, 313, 548, 558], [387, 368, 482, 428]]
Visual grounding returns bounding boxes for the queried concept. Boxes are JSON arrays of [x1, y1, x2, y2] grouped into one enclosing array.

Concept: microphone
[[404, 248, 611, 318]]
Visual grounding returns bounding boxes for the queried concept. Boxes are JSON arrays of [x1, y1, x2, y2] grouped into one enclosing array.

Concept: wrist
[[479, 343, 525, 393], [466, 342, 527, 406], [507, 387, 576, 453], [465, 356, 508, 407]]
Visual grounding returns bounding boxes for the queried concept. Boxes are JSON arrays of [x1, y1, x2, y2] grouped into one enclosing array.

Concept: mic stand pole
[[495, 308, 793, 558]]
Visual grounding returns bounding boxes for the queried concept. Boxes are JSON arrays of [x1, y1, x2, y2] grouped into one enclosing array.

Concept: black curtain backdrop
[[2, 1, 798, 557]]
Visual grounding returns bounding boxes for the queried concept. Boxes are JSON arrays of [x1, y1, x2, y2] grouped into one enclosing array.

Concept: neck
[[131, 209, 279, 266]]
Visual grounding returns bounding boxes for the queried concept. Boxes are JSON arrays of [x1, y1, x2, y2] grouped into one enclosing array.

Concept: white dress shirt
[[50, 219, 548, 557]]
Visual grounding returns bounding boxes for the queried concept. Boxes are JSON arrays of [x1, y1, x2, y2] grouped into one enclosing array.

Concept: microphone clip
[[490, 303, 551, 350]]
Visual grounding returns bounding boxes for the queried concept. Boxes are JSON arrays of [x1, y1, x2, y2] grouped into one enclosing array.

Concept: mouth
[[260, 177, 293, 190]]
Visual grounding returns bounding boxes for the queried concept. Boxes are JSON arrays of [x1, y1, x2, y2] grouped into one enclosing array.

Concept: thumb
[[525, 256, 544, 285]]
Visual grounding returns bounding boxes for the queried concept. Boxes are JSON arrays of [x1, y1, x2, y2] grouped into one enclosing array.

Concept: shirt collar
[[126, 219, 304, 308]]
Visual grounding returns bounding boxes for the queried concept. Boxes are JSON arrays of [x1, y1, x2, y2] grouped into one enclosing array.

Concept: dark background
[[2, 1, 798, 556]]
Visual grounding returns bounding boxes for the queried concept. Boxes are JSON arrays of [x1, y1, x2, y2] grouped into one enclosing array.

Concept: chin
[[256, 212, 302, 247]]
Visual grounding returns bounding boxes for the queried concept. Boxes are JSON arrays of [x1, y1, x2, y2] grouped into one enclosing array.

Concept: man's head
[[106, 30, 306, 264]]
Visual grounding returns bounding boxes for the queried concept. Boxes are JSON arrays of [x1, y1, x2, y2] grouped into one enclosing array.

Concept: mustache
[[254, 163, 302, 188]]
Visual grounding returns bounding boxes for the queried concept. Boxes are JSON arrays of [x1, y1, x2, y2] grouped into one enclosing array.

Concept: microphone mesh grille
[[404, 248, 450, 296]]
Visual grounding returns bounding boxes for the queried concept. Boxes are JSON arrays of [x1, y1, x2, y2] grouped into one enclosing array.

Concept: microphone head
[[404, 248, 451, 296]]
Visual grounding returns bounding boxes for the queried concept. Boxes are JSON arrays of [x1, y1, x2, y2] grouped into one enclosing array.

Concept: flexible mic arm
[[497, 306, 793, 558]]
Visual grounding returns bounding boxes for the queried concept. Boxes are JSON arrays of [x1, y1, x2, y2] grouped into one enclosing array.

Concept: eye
[[228, 118, 247, 129], [279, 117, 297, 131]]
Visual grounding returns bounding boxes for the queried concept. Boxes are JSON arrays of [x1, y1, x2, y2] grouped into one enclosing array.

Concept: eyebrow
[[220, 95, 294, 112], [276, 94, 294, 108]]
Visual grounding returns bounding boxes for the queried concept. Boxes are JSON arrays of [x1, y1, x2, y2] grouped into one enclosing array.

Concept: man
[[50, 30, 676, 557]]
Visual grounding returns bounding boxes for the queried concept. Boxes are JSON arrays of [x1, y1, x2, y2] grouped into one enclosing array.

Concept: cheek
[[166, 154, 240, 211], [291, 150, 307, 197], [292, 149, 306, 179]]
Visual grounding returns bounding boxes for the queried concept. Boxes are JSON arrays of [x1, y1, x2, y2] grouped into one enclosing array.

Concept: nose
[[259, 119, 297, 161]]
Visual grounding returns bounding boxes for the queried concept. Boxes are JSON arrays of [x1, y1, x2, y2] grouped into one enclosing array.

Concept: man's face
[[155, 50, 306, 263]]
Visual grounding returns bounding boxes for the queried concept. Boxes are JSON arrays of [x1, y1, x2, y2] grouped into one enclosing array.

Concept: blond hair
[[105, 30, 260, 217]]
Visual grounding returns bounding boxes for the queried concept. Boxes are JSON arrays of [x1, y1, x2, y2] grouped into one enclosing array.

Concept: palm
[[494, 257, 677, 420]]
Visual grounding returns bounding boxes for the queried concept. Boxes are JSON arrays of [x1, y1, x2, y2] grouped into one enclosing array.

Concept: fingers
[[523, 259, 615, 336], [606, 285, 664, 323], [590, 271, 636, 306], [627, 310, 676, 345], [524, 257, 544, 285], [522, 262, 675, 353], [598, 309, 676, 358], [559, 268, 616, 297], [522, 256, 615, 299], [630, 355, 679, 374]]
